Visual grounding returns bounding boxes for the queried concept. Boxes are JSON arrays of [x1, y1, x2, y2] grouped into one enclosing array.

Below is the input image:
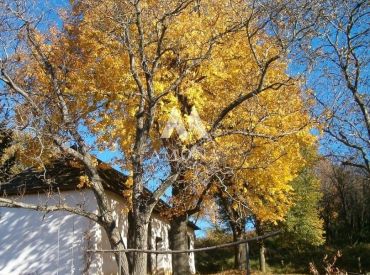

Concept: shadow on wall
[[149, 216, 172, 275], [0, 195, 93, 274]]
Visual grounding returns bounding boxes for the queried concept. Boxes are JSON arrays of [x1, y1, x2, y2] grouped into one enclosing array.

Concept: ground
[[204, 271, 306, 275], [196, 242, 370, 274]]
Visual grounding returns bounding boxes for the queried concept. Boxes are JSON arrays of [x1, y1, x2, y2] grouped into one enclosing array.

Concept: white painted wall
[[187, 229, 196, 274], [0, 190, 99, 275], [98, 192, 129, 275], [149, 215, 172, 274], [98, 194, 174, 274], [0, 190, 197, 274]]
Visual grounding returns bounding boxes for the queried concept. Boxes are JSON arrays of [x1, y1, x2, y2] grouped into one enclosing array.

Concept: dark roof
[[0, 158, 128, 196], [0, 157, 199, 230], [0, 158, 164, 211]]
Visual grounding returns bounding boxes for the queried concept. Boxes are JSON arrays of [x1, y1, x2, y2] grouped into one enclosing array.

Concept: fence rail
[[87, 230, 279, 254], [87, 231, 280, 275]]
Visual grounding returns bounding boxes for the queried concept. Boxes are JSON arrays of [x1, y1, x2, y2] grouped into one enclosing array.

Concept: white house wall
[[148, 214, 172, 274], [98, 193, 173, 275], [0, 189, 196, 274], [187, 228, 196, 274], [97, 194, 197, 274], [98, 192, 129, 275], [0, 189, 99, 275]]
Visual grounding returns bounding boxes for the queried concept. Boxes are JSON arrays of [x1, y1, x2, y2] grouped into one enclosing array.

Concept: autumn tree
[[61, 1, 316, 273], [0, 0, 320, 274], [214, 136, 317, 272], [0, 1, 134, 273], [216, 145, 326, 272]]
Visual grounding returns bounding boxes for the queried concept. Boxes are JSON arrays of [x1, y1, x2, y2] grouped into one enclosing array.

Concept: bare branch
[[0, 197, 101, 224]]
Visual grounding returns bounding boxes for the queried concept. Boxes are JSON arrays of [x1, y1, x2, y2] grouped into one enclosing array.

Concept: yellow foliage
[[77, 175, 91, 188], [18, 0, 316, 223]]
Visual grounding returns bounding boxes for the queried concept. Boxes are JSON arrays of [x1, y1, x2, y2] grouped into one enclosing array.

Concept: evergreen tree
[[283, 168, 325, 247]]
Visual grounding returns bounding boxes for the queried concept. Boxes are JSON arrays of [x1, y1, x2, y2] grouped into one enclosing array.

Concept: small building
[[0, 158, 198, 274]]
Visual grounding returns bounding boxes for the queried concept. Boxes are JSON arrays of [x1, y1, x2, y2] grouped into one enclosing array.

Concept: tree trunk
[[90, 173, 130, 275], [170, 177, 192, 275], [170, 215, 192, 275], [255, 219, 266, 273], [246, 242, 251, 275], [103, 221, 130, 275], [127, 211, 136, 271], [130, 213, 149, 275], [130, 141, 151, 275], [229, 221, 246, 270], [234, 233, 247, 270], [259, 241, 266, 273]]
